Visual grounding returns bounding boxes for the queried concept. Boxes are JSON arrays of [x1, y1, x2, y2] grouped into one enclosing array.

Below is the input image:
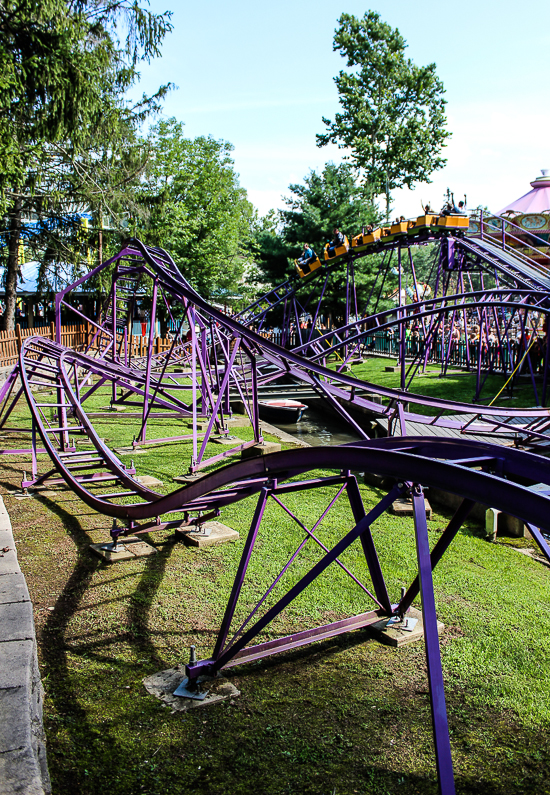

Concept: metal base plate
[[173, 677, 208, 700], [368, 606, 444, 648], [143, 666, 240, 712]]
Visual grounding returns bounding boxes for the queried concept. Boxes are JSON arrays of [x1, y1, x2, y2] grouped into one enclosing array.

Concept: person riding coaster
[[295, 243, 321, 277], [324, 227, 349, 261], [297, 243, 314, 266]]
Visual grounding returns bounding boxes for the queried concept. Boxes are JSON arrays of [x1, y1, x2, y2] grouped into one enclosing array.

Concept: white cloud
[[394, 102, 550, 217]]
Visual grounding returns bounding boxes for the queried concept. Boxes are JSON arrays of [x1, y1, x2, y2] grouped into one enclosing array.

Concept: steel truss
[[174, 438, 550, 795], [2, 237, 550, 503]]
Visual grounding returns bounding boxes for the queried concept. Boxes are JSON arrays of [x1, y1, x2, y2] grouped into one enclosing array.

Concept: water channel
[[272, 407, 364, 447]]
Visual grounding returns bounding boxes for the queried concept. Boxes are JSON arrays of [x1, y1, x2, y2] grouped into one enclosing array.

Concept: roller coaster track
[[9, 233, 550, 795], [458, 236, 550, 290], [9, 237, 550, 502], [234, 219, 550, 349]]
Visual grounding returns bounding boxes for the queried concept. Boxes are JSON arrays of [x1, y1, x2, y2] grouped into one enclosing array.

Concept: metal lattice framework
[[1, 229, 550, 794], [241, 212, 550, 408], [1, 235, 549, 499]]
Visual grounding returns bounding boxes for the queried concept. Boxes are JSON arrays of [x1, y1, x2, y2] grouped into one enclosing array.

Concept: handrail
[[470, 209, 550, 274]]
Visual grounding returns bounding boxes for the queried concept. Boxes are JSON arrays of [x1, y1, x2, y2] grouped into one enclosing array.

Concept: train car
[[351, 227, 382, 252], [390, 220, 410, 237], [437, 215, 469, 232], [380, 220, 411, 245], [295, 255, 323, 279], [378, 225, 400, 244], [408, 215, 439, 236], [323, 235, 350, 262]]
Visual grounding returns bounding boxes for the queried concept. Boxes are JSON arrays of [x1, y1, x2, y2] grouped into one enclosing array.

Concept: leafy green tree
[[0, 0, 172, 329], [317, 11, 450, 220], [254, 161, 378, 287], [137, 118, 255, 301], [282, 161, 378, 254]]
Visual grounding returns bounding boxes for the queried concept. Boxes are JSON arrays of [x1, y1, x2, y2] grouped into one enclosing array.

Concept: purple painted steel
[[269, 488, 381, 606], [187, 482, 405, 680], [345, 474, 392, 613], [399, 498, 476, 615], [412, 485, 455, 795], [524, 521, 550, 565], [221, 609, 385, 668], [211, 487, 269, 661]]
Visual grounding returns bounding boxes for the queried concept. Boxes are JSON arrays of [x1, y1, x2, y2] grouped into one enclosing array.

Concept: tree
[[282, 161, 378, 254], [317, 11, 450, 220], [251, 210, 290, 288], [254, 161, 378, 287], [0, 0, 172, 329], [252, 162, 384, 323], [137, 118, 256, 301]]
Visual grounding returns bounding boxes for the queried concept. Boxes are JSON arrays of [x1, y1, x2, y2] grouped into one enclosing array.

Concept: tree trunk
[[2, 196, 22, 332]]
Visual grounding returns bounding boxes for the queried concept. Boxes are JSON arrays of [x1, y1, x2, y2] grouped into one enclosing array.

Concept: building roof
[[0, 260, 88, 297], [498, 170, 550, 215]]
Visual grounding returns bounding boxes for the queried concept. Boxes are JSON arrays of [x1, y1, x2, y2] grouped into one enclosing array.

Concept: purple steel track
[[3, 230, 550, 489], [2, 231, 550, 793]]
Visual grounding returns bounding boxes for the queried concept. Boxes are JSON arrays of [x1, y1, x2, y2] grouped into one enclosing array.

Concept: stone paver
[[0, 496, 51, 794]]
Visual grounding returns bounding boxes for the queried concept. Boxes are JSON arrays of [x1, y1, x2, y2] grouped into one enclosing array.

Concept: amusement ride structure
[[2, 209, 550, 794]]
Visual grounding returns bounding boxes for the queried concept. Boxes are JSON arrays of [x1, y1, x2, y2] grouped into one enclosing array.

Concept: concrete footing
[[89, 536, 157, 563], [135, 475, 164, 487], [143, 667, 240, 712], [113, 446, 148, 455], [177, 521, 239, 548], [369, 606, 444, 648], [241, 441, 282, 459], [211, 436, 245, 446], [390, 496, 432, 520], [226, 416, 251, 428], [172, 472, 207, 485]]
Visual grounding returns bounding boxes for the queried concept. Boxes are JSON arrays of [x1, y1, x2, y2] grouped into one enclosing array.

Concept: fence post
[[15, 324, 22, 353], [155, 336, 160, 355], [50, 321, 55, 341]]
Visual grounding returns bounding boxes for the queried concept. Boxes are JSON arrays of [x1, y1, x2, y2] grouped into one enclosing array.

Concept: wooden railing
[[0, 323, 176, 369]]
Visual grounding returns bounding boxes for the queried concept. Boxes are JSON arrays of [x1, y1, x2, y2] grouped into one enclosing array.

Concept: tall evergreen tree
[[255, 161, 378, 286], [0, 0, 172, 329]]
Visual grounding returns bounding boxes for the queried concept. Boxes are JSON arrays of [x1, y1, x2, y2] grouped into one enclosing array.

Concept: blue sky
[[133, 0, 550, 219]]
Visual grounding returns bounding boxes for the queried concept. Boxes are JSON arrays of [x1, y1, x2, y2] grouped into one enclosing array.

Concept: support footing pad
[[390, 497, 432, 520], [241, 441, 282, 458], [177, 521, 239, 548], [90, 536, 157, 562], [368, 607, 444, 647], [143, 667, 240, 712]]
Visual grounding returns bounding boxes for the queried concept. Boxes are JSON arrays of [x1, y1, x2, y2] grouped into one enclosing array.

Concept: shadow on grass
[[36, 492, 177, 792]]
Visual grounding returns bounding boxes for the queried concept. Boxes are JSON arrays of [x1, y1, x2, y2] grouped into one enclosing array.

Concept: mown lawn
[[339, 355, 544, 415], [3, 381, 550, 794]]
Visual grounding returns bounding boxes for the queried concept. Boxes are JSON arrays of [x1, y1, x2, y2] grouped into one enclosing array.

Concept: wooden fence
[[0, 323, 175, 369]]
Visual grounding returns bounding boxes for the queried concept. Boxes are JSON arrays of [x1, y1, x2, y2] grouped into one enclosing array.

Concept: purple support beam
[[412, 485, 455, 795]]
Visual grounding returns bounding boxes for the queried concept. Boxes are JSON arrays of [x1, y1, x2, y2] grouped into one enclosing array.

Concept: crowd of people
[[374, 310, 548, 372]]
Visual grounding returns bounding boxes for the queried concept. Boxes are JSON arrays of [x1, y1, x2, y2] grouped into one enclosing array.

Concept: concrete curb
[[0, 497, 50, 795]]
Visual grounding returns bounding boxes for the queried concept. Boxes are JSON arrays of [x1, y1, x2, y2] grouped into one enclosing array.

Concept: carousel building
[[497, 169, 550, 244]]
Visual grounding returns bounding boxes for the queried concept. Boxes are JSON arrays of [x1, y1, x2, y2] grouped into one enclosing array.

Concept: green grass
[[3, 382, 550, 794], [338, 356, 544, 415]]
